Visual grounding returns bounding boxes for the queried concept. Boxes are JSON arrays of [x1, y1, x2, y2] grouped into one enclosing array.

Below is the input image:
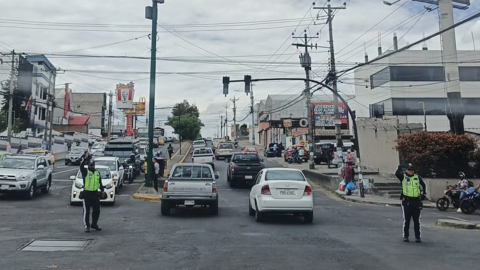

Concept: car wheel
[[229, 178, 236, 188], [254, 202, 263, 222], [161, 201, 171, 216], [25, 181, 36, 199], [248, 200, 255, 216], [304, 212, 313, 224], [210, 197, 219, 215], [41, 177, 51, 194], [65, 160, 70, 166]]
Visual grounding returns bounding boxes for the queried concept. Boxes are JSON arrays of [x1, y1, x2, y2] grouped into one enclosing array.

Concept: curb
[[336, 192, 437, 208], [179, 146, 192, 163], [436, 219, 478, 229], [132, 193, 162, 202]]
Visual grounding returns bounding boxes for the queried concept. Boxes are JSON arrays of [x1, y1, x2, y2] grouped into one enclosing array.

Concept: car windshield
[[233, 154, 260, 163], [69, 148, 84, 154], [76, 167, 111, 179], [94, 160, 116, 171], [171, 165, 212, 179], [219, 144, 232, 149], [265, 170, 305, 181], [0, 158, 36, 169]]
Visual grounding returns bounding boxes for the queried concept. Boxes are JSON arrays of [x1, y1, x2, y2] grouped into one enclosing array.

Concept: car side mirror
[[38, 165, 45, 170], [69, 175, 75, 180], [215, 174, 219, 180]]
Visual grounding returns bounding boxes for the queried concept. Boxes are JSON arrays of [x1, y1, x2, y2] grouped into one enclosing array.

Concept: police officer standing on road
[[80, 152, 104, 233], [395, 163, 426, 243]]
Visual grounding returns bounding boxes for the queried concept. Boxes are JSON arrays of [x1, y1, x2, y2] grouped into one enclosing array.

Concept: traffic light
[[223, 76, 230, 97], [244, 75, 251, 94]]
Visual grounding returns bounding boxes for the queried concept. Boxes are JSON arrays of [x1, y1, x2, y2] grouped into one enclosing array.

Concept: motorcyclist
[[292, 147, 299, 163]]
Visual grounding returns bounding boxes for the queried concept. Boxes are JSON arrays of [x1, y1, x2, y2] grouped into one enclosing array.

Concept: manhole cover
[[20, 239, 90, 251]]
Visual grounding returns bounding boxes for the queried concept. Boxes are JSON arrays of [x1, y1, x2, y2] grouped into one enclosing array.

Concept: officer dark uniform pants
[[402, 198, 421, 239], [83, 191, 101, 228]]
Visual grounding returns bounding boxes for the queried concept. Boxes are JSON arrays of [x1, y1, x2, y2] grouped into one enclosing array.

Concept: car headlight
[[74, 181, 83, 189], [16, 175, 30, 181], [104, 181, 114, 189], [129, 165, 133, 169]]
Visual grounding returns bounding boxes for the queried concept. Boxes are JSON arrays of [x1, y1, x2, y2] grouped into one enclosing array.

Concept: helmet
[[406, 163, 414, 171], [458, 171, 465, 178]]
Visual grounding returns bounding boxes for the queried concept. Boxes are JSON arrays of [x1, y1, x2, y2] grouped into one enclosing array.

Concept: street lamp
[[418, 101, 427, 131]]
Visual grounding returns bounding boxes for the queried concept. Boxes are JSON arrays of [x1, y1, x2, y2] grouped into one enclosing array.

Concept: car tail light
[[231, 167, 235, 174], [304, 186, 312, 196], [163, 182, 168, 192], [261, 185, 271, 195], [212, 183, 217, 194]]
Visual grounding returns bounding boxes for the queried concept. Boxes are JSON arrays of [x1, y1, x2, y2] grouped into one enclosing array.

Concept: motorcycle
[[287, 155, 302, 164], [436, 185, 461, 211], [459, 188, 480, 214]]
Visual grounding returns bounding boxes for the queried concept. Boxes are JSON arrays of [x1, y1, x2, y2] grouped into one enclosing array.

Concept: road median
[[436, 219, 478, 230]]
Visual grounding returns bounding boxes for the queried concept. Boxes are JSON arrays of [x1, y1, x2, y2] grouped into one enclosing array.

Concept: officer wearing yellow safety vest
[[80, 152, 105, 233], [395, 163, 426, 243]]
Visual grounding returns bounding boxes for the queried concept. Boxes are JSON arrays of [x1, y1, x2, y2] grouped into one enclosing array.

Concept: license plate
[[245, 175, 253, 179], [184, 200, 195, 206], [280, 190, 295, 195]]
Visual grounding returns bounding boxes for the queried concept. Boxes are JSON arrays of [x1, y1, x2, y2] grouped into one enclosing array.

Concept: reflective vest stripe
[[402, 174, 421, 198]]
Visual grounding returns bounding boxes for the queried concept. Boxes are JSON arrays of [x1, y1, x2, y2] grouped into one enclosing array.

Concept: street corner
[[436, 219, 478, 230], [132, 183, 162, 202]]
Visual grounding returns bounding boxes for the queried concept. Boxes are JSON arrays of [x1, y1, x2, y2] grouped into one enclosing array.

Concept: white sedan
[[70, 165, 116, 206], [249, 168, 314, 223]]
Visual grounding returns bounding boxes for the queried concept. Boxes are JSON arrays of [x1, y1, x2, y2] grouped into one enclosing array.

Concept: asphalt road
[[0, 147, 479, 270]]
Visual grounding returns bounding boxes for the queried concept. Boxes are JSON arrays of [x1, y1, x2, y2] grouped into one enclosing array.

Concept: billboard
[[116, 83, 135, 109], [125, 97, 146, 115], [312, 102, 348, 127]]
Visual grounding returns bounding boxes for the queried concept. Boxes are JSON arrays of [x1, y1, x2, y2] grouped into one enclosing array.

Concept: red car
[[284, 145, 309, 162], [243, 147, 258, 154]]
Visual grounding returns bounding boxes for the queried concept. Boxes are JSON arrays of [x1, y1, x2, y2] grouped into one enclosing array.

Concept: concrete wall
[[423, 178, 480, 201], [71, 93, 105, 129]]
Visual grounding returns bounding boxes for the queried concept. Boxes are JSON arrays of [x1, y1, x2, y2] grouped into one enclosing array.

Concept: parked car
[[215, 142, 234, 160], [65, 147, 88, 165], [313, 142, 334, 165], [0, 155, 53, 199], [93, 157, 125, 191], [24, 149, 55, 167], [227, 153, 264, 187], [161, 163, 219, 216], [191, 147, 215, 170], [243, 147, 258, 154], [284, 145, 309, 162], [70, 165, 116, 206], [249, 168, 313, 223]]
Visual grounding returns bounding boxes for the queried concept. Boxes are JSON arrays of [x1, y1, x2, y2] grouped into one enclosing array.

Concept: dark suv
[[313, 142, 334, 165]]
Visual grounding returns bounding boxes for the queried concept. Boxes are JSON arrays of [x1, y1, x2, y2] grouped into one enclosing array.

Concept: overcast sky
[[1, 0, 479, 138]]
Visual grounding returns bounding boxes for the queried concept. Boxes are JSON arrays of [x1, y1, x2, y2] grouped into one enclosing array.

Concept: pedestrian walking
[[153, 158, 160, 192], [395, 163, 427, 243], [342, 162, 355, 193], [167, 143, 174, 159], [80, 152, 104, 233], [273, 143, 278, 157]]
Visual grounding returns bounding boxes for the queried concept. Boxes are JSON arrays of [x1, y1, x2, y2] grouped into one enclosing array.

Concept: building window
[[390, 66, 445, 82], [370, 67, 390, 89], [459, 67, 480, 81], [391, 98, 480, 116]]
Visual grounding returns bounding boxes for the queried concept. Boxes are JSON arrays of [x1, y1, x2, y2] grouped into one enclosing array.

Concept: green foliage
[[165, 100, 204, 141], [396, 132, 477, 177]]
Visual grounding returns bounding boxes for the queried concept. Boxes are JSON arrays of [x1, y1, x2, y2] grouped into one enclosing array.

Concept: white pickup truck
[[191, 147, 215, 170], [161, 163, 219, 216]]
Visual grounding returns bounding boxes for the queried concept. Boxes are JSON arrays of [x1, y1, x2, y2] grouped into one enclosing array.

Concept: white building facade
[[354, 50, 480, 132]]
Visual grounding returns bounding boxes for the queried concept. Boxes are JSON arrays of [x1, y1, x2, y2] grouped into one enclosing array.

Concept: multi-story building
[[70, 93, 107, 136], [353, 49, 480, 132]]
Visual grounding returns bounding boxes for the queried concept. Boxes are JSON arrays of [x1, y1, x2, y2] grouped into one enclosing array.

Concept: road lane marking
[[52, 179, 73, 182]]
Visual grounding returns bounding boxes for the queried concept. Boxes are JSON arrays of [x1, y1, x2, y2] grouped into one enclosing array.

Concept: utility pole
[[220, 115, 223, 138], [224, 104, 229, 139], [6, 50, 15, 146], [250, 84, 255, 145], [145, 0, 164, 188], [315, 0, 346, 167], [108, 91, 113, 140], [47, 76, 57, 151], [231, 97, 239, 140], [293, 31, 319, 170]]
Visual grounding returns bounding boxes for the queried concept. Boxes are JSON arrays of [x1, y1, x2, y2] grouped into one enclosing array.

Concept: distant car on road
[[249, 168, 313, 223], [243, 147, 258, 154], [193, 140, 207, 149], [215, 142, 234, 160], [161, 163, 219, 216], [0, 155, 53, 199], [70, 165, 116, 206], [227, 153, 264, 187], [191, 147, 215, 170], [65, 147, 88, 165]]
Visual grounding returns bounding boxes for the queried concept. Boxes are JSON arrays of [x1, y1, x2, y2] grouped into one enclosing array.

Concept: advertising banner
[[312, 102, 348, 127], [116, 83, 135, 109]]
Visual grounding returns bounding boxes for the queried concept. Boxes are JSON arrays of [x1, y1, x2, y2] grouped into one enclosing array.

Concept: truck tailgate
[[167, 180, 213, 197]]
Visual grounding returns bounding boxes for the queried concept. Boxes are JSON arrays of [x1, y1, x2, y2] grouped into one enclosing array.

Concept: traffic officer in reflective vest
[[80, 152, 104, 233], [395, 163, 426, 243]]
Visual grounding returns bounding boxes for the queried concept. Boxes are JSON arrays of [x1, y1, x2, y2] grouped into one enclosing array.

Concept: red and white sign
[[116, 83, 135, 109], [126, 115, 134, 136]]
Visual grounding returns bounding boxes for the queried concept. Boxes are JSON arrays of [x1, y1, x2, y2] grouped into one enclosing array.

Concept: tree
[[0, 81, 30, 133], [165, 100, 204, 140]]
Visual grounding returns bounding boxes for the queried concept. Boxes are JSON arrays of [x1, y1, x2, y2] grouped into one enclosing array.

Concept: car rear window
[[265, 170, 305, 181], [233, 154, 260, 163], [219, 144, 232, 149], [193, 148, 213, 155], [171, 165, 213, 179]]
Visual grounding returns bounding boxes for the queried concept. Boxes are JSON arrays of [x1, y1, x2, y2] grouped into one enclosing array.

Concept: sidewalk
[[238, 140, 434, 208], [132, 141, 192, 202]]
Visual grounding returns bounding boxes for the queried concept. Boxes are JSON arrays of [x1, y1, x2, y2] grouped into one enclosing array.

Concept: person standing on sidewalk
[[342, 162, 355, 193], [167, 143, 174, 160], [395, 163, 427, 243], [80, 152, 104, 233], [153, 158, 160, 192]]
